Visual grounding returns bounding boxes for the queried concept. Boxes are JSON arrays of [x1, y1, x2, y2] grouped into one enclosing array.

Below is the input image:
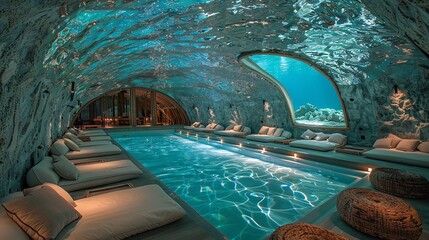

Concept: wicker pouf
[[337, 188, 422, 240], [370, 168, 429, 199], [270, 223, 347, 240]]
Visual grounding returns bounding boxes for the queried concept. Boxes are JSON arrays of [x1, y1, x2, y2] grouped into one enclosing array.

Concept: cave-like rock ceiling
[[34, 0, 429, 105]]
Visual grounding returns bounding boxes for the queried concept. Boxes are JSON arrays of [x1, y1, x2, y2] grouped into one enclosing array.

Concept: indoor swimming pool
[[110, 131, 365, 239]]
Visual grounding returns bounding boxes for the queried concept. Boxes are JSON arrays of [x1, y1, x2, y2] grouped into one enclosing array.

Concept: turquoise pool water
[[111, 131, 363, 239]]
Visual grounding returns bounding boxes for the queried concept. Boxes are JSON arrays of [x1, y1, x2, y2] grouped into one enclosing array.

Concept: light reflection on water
[[112, 133, 356, 240]]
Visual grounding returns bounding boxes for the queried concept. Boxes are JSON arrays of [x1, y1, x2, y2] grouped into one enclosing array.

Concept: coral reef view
[[295, 103, 345, 126]]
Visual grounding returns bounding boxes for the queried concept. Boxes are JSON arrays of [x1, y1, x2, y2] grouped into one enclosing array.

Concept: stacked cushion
[[371, 134, 427, 154], [64, 138, 80, 151], [2, 187, 81, 240], [50, 139, 70, 156], [52, 155, 80, 180], [417, 141, 429, 153], [301, 129, 317, 140], [327, 133, 347, 146], [396, 139, 421, 152], [23, 183, 77, 206], [273, 128, 284, 137], [372, 138, 393, 148], [387, 133, 402, 147], [258, 126, 270, 134], [233, 125, 243, 132]]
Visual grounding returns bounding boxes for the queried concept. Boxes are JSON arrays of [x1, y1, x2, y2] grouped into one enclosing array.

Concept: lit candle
[[294, 153, 297, 158], [368, 168, 372, 172]]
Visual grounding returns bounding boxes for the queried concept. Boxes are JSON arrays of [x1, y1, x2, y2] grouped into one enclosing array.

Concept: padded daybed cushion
[[214, 130, 247, 137], [0, 185, 186, 240], [51, 140, 122, 160], [78, 141, 113, 147], [89, 135, 112, 141], [27, 157, 143, 191], [80, 130, 107, 136], [193, 124, 224, 133], [363, 148, 429, 168], [289, 140, 338, 151], [246, 135, 286, 142], [65, 145, 122, 160]]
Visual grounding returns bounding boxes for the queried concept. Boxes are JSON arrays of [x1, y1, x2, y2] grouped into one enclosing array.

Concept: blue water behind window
[[249, 55, 341, 110]]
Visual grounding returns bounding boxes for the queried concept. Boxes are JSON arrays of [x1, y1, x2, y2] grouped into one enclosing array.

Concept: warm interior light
[[368, 168, 372, 172], [293, 153, 297, 158], [261, 147, 266, 153], [239, 143, 242, 147]]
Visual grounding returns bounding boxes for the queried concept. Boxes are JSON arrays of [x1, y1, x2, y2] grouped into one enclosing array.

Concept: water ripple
[[113, 133, 358, 240]]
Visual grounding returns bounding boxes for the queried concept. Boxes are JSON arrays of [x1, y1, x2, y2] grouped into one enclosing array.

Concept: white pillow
[[26, 157, 60, 186], [258, 126, 269, 135], [282, 131, 292, 139], [2, 187, 81, 240], [23, 183, 76, 207], [273, 128, 284, 137], [68, 128, 79, 135], [396, 139, 420, 152], [64, 133, 82, 145], [314, 133, 330, 141], [417, 141, 429, 153], [267, 127, 277, 136], [64, 138, 80, 151], [386, 133, 402, 148], [373, 138, 392, 149], [50, 140, 69, 156], [52, 156, 79, 180], [233, 125, 243, 132], [328, 133, 347, 145], [301, 129, 316, 140]]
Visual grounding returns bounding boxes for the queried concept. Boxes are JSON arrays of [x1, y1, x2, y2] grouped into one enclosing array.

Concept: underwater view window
[[238, 51, 348, 129]]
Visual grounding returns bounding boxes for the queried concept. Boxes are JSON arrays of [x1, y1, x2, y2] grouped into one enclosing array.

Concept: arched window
[[72, 88, 189, 128], [239, 52, 348, 129]]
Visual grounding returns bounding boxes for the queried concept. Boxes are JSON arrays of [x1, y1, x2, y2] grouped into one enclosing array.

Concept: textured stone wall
[[0, 2, 71, 197], [0, 0, 429, 198]]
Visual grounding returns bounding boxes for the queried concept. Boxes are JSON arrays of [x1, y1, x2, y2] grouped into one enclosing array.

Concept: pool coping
[[104, 127, 429, 240]]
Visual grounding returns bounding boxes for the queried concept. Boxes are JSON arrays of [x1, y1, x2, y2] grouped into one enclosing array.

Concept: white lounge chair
[[289, 130, 347, 151], [214, 125, 251, 137], [183, 122, 205, 130], [362, 137, 428, 167], [26, 156, 143, 191], [193, 123, 225, 133], [67, 130, 112, 141], [246, 126, 292, 142], [0, 184, 186, 240], [64, 133, 112, 147], [51, 139, 122, 160]]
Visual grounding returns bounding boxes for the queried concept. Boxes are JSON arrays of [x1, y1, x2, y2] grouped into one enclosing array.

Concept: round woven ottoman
[[370, 168, 429, 199], [337, 188, 422, 240], [270, 223, 347, 240]]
